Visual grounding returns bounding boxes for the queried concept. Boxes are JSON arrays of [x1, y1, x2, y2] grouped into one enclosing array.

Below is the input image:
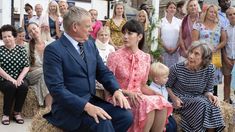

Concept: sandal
[[2, 115, 10, 125], [13, 113, 24, 124]]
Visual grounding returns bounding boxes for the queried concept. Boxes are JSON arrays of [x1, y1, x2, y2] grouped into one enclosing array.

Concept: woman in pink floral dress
[[106, 19, 173, 132]]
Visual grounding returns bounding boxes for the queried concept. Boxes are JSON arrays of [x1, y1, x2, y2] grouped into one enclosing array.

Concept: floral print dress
[[105, 18, 126, 47], [106, 48, 173, 132]]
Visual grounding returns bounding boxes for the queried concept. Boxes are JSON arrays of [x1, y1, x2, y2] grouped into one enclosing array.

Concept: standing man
[[218, 0, 231, 28], [218, 0, 232, 103], [43, 6, 133, 132], [29, 4, 43, 26]]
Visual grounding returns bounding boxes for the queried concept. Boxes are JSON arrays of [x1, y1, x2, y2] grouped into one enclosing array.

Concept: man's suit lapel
[[60, 35, 87, 73]]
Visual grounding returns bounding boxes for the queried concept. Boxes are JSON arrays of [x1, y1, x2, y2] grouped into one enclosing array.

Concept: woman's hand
[[126, 91, 142, 108], [16, 77, 24, 87], [172, 96, 183, 109], [206, 92, 219, 107], [9, 78, 17, 87]]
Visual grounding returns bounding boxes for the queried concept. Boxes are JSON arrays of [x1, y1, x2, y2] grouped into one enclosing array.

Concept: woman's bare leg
[[151, 109, 167, 132], [143, 110, 155, 132]]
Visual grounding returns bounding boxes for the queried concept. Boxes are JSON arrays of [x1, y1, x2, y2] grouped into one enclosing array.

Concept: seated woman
[[27, 22, 52, 109], [105, 19, 173, 132], [15, 27, 28, 47], [0, 25, 29, 125], [166, 41, 225, 131]]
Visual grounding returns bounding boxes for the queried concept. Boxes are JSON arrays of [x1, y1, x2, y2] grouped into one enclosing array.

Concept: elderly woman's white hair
[[182, 0, 201, 15]]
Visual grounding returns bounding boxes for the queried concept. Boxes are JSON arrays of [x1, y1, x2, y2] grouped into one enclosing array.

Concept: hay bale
[[172, 113, 182, 131], [0, 88, 39, 118], [22, 88, 40, 118], [30, 108, 63, 132], [219, 101, 235, 132]]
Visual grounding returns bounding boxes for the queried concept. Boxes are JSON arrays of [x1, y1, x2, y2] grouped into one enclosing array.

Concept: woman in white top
[[95, 26, 115, 65], [160, 1, 182, 67]]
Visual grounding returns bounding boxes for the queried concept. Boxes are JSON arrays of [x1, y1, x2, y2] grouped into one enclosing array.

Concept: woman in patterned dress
[[166, 41, 225, 131], [0, 25, 29, 125], [105, 3, 126, 49], [192, 5, 226, 96], [27, 22, 52, 109], [105, 19, 173, 132], [47, 1, 60, 39]]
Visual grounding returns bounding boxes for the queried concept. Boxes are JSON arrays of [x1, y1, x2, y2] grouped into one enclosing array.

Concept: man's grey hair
[[63, 6, 90, 32], [187, 41, 212, 68]]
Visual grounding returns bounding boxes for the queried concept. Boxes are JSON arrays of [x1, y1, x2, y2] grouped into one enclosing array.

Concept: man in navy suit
[[43, 6, 133, 132]]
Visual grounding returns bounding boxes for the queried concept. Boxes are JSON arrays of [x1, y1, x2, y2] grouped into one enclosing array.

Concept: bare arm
[[167, 88, 183, 109], [191, 29, 200, 42], [216, 30, 227, 50]]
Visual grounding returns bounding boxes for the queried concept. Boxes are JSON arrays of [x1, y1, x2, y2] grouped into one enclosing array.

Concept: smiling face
[[137, 11, 146, 23], [27, 23, 41, 39], [166, 3, 177, 16], [187, 46, 203, 69], [58, 2, 68, 15], [114, 4, 124, 17]]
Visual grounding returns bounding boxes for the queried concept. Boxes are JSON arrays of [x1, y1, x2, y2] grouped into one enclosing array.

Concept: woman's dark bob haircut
[[0, 24, 17, 40], [122, 19, 145, 50]]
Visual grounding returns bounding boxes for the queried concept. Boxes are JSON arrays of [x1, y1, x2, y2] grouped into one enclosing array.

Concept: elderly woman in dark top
[[0, 25, 29, 125], [166, 41, 225, 131]]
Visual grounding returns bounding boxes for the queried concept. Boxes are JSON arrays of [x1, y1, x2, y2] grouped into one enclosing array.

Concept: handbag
[[212, 50, 222, 68], [210, 27, 222, 68]]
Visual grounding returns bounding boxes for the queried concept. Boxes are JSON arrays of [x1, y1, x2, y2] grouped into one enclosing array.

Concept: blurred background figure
[[22, 3, 33, 41], [179, 0, 200, 61], [89, 9, 103, 39], [29, 4, 44, 26], [58, 0, 68, 33], [175, 0, 186, 19], [47, 0, 60, 39], [95, 26, 115, 65], [15, 27, 28, 47], [139, 3, 151, 20], [160, 1, 181, 68], [136, 9, 150, 53], [105, 2, 127, 49]]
